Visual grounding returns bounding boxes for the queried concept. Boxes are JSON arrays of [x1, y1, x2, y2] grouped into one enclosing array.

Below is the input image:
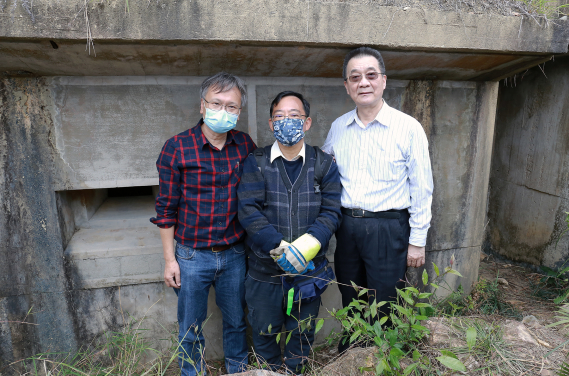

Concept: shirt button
[[218, 222, 222, 225]]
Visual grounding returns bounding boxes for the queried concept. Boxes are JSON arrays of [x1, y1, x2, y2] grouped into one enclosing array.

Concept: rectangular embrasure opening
[[56, 186, 163, 289]]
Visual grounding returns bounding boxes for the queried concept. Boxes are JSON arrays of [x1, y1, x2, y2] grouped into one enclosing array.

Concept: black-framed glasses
[[203, 98, 241, 115], [345, 71, 384, 83], [271, 113, 307, 122]]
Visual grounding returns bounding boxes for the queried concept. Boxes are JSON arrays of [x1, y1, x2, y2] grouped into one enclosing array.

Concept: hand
[[164, 260, 181, 288], [269, 240, 290, 259], [407, 244, 425, 268], [273, 243, 315, 274]]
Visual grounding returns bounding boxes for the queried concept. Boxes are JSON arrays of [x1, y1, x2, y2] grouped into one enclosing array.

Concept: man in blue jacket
[[238, 91, 342, 375]]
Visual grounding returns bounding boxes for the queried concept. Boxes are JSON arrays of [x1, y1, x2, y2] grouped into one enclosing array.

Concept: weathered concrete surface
[[0, 41, 556, 81], [486, 55, 569, 268], [49, 77, 249, 190], [2, 0, 567, 54], [0, 78, 78, 370], [1, 1, 568, 80], [0, 74, 497, 371], [402, 81, 498, 292]]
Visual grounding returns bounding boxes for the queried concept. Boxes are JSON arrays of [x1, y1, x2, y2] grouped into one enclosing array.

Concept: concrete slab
[[486, 56, 569, 268], [2, 1, 567, 54], [64, 195, 164, 289]]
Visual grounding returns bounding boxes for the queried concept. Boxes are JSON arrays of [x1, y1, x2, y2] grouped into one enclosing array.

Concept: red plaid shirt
[[150, 120, 256, 248]]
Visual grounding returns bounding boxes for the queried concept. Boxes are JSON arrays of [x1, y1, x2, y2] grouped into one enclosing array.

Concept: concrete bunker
[[1, 0, 569, 370]]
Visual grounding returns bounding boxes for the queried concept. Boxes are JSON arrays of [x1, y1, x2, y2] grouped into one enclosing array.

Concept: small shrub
[[325, 262, 467, 375]]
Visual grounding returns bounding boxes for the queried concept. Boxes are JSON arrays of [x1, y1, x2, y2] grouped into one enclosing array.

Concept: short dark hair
[[342, 47, 386, 80], [201, 72, 247, 107], [269, 91, 310, 118]]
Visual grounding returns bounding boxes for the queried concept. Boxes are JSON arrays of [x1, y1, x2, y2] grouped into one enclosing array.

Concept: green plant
[[435, 285, 475, 317], [559, 361, 569, 376], [545, 304, 569, 376], [520, 0, 569, 18], [474, 276, 523, 319], [451, 318, 524, 375], [20, 316, 181, 376], [326, 262, 466, 375]]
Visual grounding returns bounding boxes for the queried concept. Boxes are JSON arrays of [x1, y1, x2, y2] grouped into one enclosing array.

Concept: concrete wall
[[0, 74, 497, 371], [486, 56, 569, 268]]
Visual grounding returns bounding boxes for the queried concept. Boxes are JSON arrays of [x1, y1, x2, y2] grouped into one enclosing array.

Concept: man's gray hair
[[200, 72, 247, 107]]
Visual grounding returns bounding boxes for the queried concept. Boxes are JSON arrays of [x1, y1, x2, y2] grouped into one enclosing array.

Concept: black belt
[[198, 242, 240, 253], [341, 207, 403, 219]]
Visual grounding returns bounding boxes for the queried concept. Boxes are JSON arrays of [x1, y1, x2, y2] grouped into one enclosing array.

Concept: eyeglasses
[[345, 71, 384, 83], [271, 113, 307, 122], [203, 98, 241, 115]]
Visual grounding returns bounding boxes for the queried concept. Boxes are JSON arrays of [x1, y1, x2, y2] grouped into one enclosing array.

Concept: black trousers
[[335, 210, 410, 318]]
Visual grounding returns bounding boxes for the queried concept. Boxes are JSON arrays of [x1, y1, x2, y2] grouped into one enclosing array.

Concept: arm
[[151, 139, 181, 228], [237, 154, 284, 253], [306, 160, 343, 249], [406, 123, 434, 267], [150, 139, 183, 283], [160, 227, 180, 287]]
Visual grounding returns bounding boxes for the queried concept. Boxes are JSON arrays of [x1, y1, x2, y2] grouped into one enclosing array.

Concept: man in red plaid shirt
[[150, 72, 256, 376]]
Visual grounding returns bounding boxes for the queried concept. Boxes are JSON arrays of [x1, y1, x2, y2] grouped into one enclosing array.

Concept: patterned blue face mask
[[273, 118, 305, 146]]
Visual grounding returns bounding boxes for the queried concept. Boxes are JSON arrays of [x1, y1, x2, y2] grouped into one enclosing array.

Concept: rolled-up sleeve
[[150, 139, 181, 229], [407, 123, 434, 247]]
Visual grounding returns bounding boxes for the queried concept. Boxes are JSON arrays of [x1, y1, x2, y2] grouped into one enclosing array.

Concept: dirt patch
[[478, 254, 564, 327]]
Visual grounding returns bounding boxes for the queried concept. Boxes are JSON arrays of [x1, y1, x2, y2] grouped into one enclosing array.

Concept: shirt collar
[[270, 141, 306, 165], [194, 119, 238, 149], [345, 100, 391, 129]]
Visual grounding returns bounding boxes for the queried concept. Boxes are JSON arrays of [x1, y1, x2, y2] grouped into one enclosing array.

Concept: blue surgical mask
[[273, 118, 305, 146], [203, 107, 238, 134]]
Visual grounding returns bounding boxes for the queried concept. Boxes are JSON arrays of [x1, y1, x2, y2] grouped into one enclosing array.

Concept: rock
[[321, 347, 378, 376], [522, 315, 540, 328], [462, 355, 480, 370], [502, 320, 538, 345], [424, 318, 466, 348], [497, 278, 509, 286]]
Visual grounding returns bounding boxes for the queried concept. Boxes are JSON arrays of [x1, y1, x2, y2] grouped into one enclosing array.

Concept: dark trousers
[[245, 276, 321, 374], [335, 211, 410, 351]]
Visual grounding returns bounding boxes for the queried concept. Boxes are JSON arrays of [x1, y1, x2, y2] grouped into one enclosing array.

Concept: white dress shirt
[[270, 141, 306, 165], [322, 101, 433, 247]]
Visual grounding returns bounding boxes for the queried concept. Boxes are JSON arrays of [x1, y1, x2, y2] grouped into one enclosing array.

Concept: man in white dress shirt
[[322, 47, 433, 352]]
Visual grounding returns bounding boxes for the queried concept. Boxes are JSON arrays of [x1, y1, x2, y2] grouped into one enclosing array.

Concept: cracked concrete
[[486, 55, 569, 268]]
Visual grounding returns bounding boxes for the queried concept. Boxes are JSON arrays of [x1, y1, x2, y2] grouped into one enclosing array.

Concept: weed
[[17, 316, 180, 376], [473, 277, 523, 320], [323, 261, 467, 375], [546, 304, 569, 376], [520, 0, 569, 18], [532, 262, 569, 304], [436, 275, 522, 320], [451, 318, 524, 375], [435, 285, 475, 317]]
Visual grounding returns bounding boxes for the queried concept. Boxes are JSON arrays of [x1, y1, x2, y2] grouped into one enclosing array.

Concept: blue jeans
[[174, 243, 248, 376], [245, 276, 321, 374]]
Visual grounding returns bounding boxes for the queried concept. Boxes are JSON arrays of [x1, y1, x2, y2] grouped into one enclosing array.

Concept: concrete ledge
[[64, 196, 165, 289], [1, 1, 568, 54]]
